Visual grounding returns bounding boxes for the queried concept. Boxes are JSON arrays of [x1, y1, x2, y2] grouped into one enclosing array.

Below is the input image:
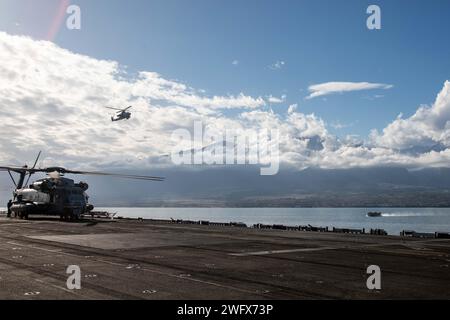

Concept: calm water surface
[[96, 207, 450, 235]]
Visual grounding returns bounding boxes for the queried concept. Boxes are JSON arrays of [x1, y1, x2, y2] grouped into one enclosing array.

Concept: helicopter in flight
[[0, 152, 164, 220], [106, 106, 132, 122]]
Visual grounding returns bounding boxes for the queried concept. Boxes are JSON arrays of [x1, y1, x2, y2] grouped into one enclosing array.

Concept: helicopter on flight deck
[[0, 152, 164, 220]]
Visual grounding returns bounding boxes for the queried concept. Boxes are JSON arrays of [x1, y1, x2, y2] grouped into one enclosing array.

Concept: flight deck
[[0, 215, 449, 300]]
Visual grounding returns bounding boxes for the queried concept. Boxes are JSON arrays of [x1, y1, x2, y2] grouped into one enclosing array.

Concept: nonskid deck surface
[[0, 216, 449, 300]]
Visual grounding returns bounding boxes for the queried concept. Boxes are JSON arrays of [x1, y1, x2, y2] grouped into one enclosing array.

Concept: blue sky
[[1, 0, 449, 140]]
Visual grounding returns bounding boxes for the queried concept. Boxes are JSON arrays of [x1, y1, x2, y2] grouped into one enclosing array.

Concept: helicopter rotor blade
[[24, 151, 42, 187], [0, 166, 39, 173], [61, 170, 164, 181], [0, 166, 164, 181], [31, 151, 42, 169], [35, 167, 164, 181], [7, 170, 17, 188], [105, 107, 123, 111]]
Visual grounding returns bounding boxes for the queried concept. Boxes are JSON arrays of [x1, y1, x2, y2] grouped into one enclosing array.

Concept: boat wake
[[381, 212, 436, 217]]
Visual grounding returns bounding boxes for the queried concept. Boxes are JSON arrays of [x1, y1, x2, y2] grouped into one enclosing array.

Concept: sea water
[[96, 207, 450, 235]]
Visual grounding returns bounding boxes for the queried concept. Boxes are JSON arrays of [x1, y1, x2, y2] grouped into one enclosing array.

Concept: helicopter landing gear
[[18, 212, 28, 220], [60, 210, 80, 222], [60, 210, 70, 221], [70, 213, 80, 221]]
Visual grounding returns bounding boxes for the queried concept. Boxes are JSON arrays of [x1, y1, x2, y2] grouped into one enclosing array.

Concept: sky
[[1, 0, 450, 173]]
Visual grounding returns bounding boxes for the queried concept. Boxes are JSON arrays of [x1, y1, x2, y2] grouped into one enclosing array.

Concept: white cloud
[[371, 81, 450, 153], [269, 60, 285, 70], [363, 94, 385, 100], [0, 32, 267, 167], [330, 120, 356, 130], [1, 32, 450, 171], [288, 104, 298, 114], [267, 94, 287, 104], [130, 71, 266, 111], [232, 60, 239, 66], [306, 81, 393, 99]]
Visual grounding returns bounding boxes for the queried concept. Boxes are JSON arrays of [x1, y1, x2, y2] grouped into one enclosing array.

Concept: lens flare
[[46, 0, 71, 41]]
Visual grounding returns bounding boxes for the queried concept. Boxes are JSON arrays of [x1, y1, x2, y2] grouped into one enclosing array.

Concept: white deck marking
[[229, 238, 450, 256], [230, 247, 335, 256], [34, 278, 80, 295], [7, 241, 63, 253]]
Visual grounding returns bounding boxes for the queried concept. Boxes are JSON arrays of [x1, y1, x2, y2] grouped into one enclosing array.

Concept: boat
[[367, 211, 382, 217]]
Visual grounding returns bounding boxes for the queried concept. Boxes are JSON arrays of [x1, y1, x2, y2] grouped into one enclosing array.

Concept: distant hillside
[[2, 166, 450, 207], [87, 166, 450, 207]]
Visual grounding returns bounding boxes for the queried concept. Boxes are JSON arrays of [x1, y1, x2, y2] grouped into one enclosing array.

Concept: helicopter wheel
[[61, 209, 71, 221]]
